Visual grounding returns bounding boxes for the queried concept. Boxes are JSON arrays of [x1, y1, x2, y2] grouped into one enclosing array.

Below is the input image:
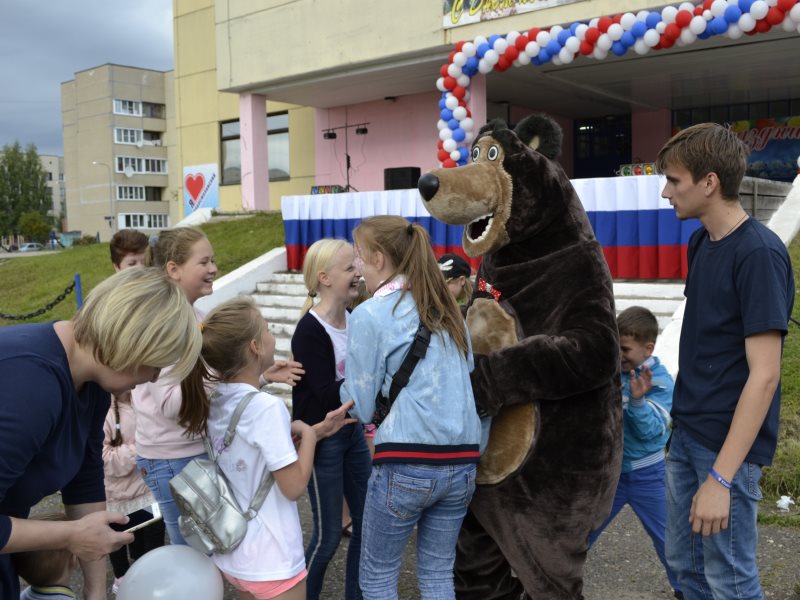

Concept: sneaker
[[112, 577, 124, 595], [673, 591, 684, 600]]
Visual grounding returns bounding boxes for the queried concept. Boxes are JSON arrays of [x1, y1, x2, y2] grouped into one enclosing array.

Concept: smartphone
[[123, 503, 162, 533]]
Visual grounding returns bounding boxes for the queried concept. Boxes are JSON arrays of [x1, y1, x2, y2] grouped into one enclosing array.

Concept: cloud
[[0, 0, 173, 155]]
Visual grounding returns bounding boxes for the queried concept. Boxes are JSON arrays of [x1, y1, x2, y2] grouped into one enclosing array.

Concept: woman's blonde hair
[[145, 226, 207, 269], [448, 276, 473, 305], [72, 267, 201, 382], [180, 297, 265, 435], [299, 238, 351, 318], [354, 216, 468, 355]]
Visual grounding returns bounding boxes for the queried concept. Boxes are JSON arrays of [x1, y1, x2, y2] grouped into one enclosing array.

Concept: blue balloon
[[557, 30, 571, 45], [452, 128, 466, 142], [611, 41, 627, 56], [462, 65, 477, 76], [631, 21, 647, 37], [477, 43, 490, 58], [465, 56, 479, 70], [457, 158, 468, 166], [738, 0, 754, 13], [546, 40, 562, 55], [448, 118, 460, 130], [620, 31, 635, 47], [440, 108, 453, 121], [724, 5, 742, 23], [532, 56, 542, 65], [645, 12, 661, 28], [538, 49, 551, 62], [698, 30, 712, 39], [438, 97, 447, 110], [488, 34, 501, 46], [459, 146, 469, 161], [709, 16, 728, 35], [570, 22, 580, 34]]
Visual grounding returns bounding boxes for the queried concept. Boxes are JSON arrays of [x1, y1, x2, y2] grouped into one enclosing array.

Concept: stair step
[[615, 298, 682, 316], [613, 282, 684, 300], [255, 281, 308, 296], [260, 306, 301, 324], [265, 273, 305, 284], [252, 293, 305, 309]]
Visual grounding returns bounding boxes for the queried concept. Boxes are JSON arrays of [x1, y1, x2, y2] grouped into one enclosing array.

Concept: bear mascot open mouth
[[419, 114, 622, 600]]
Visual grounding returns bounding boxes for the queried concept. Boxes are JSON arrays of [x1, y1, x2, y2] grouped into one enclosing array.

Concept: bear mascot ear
[[513, 114, 563, 160]]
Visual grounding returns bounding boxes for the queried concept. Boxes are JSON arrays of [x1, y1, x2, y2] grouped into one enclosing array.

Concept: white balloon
[[478, 59, 492, 74], [565, 36, 580, 53], [447, 63, 462, 78], [727, 23, 744, 37], [450, 150, 461, 161], [703, 9, 713, 20], [620, 13, 637, 30], [445, 95, 459, 110], [782, 16, 796, 30], [437, 119, 448, 130], [484, 49, 499, 65], [589, 17, 600, 28], [679, 2, 695, 12], [680, 28, 697, 43], [767, 0, 778, 6], [443, 138, 457, 153], [608, 23, 624, 40], [457, 74, 470, 87], [592, 46, 608, 59], [453, 106, 467, 120], [559, 47, 574, 63], [473, 35, 488, 47], [551, 55, 563, 66], [711, 0, 728, 17], [462, 42, 477, 57], [493, 38, 508, 54], [461, 118, 475, 132], [750, 0, 769, 20], [739, 12, 757, 31], [464, 131, 474, 144], [439, 128, 453, 141], [506, 31, 520, 45], [643, 29, 661, 46], [462, 90, 470, 102], [791, 3, 800, 22], [517, 52, 531, 65], [662, 5, 678, 23], [536, 31, 551, 46], [634, 39, 650, 54], [436, 77, 447, 92], [636, 10, 650, 21], [550, 25, 564, 37], [576, 24, 589, 40], [596, 33, 612, 51], [452, 52, 467, 67], [690, 15, 708, 34], [525, 41, 541, 57], [656, 21, 667, 34], [117, 546, 224, 600]]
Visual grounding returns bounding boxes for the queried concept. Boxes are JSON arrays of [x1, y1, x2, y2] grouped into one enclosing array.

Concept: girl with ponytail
[[341, 216, 481, 599]]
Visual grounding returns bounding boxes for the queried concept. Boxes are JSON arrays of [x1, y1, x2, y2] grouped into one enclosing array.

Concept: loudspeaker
[[384, 167, 421, 191]]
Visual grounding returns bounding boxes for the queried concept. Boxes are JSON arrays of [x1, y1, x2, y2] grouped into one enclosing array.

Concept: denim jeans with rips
[[666, 427, 763, 600], [359, 462, 476, 600]]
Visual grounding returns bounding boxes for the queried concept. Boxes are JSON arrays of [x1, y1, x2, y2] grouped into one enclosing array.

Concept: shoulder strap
[[387, 320, 432, 403]]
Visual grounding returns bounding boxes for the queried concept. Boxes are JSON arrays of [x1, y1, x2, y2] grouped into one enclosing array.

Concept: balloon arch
[[435, 0, 800, 167]]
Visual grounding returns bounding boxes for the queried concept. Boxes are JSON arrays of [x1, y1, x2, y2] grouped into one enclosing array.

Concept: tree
[[18, 210, 52, 243], [0, 142, 51, 237]]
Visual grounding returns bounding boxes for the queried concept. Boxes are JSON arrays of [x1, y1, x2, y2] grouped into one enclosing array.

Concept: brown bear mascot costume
[[418, 114, 622, 599]]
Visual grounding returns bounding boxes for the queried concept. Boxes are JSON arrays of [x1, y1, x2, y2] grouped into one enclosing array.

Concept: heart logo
[[185, 174, 205, 209]]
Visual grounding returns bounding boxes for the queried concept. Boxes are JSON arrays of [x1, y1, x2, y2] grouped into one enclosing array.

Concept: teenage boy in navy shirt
[[657, 123, 794, 600]]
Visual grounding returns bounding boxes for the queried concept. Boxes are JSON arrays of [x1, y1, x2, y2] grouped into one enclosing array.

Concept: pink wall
[[510, 105, 574, 178], [632, 109, 672, 163], [314, 93, 446, 192]]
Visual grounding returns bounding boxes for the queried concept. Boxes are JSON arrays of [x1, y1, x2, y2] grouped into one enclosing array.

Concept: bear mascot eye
[[487, 146, 499, 161], [472, 146, 480, 162]]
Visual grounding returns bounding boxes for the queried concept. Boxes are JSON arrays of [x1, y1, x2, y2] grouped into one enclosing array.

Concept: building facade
[[38, 154, 65, 225], [61, 64, 176, 241]]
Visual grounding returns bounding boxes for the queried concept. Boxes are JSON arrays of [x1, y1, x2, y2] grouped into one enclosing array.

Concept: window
[[117, 185, 145, 201], [115, 156, 167, 175], [115, 128, 143, 145], [121, 213, 169, 229], [145, 187, 162, 202], [142, 102, 166, 119], [117, 156, 142, 173], [144, 158, 167, 174], [220, 112, 291, 185], [673, 98, 799, 128], [143, 131, 162, 145], [114, 99, 142, 116]]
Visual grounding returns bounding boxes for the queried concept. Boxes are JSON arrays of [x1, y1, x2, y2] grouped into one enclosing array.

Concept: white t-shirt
[[310, 309, 349, 381], [207, 382, 305, 581]]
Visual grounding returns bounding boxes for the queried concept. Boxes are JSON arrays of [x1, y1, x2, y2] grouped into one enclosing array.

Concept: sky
[[0, 1, 173, 156]]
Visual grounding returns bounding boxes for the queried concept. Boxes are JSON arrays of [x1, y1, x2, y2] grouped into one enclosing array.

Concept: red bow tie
[[477, 278, 501, 302]]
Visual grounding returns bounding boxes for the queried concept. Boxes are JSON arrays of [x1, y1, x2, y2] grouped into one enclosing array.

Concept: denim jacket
[[340, 283, 481, 465]]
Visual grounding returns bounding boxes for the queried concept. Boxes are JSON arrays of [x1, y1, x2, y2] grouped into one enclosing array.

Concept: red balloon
[[444, 77, 457, 90], [585, 27, 601, 43], [458, 100, 467, 107], [659, 34, 674, 48], [765, 7, 784, 25], [448, 51, 456, 63], [443, 159, 457, 168], [612, 14, 623, 23], [755, 18, 772, 32], [515, 35, 529, 50], [452, 86, 466, 99], [694, 6, 705, 15], [579, 40, 594, 55], [665, 23, 681, 40], [703, 0, 714, 9], [496, 56, 510, 71], [455, 41, 465, 52], [598, 16, 613, 32], [504, 46, 519, 61], [777, 0, 797, 12], [676, 10, 692, 28], [437, 139, 444, 149], [466, 109, 472, 118], [440, 64, 449, 77], [528, 27, 540, 40], [438, 149, 450, 162]]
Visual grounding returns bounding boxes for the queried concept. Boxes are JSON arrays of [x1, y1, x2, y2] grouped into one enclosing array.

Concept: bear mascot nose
[[418, 173, 440, 201]]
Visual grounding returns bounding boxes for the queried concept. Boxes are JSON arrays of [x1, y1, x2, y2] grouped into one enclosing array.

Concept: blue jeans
[[360, 463, 477, 600], [305, 423, 372, 600], [136, 454, 205, 546], [666, 427, 763, 600], [588, 460, 681, 592]]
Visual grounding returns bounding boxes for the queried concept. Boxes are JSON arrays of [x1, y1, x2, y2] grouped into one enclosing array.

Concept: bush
[[72, 234, 99, 247]]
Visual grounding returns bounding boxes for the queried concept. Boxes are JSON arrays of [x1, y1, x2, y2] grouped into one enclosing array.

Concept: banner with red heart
[[182, 164, 219, 216]]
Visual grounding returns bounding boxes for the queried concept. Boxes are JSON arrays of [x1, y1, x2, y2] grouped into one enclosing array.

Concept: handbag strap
[[387, 320, 432, 404], [207, 390, 275, 519]]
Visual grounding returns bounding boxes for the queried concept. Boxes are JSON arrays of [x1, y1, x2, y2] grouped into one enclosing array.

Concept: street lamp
[[92, 160, 116, 236]]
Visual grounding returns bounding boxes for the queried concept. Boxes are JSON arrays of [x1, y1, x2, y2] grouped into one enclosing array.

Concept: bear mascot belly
[[418, 114, 622, 600]]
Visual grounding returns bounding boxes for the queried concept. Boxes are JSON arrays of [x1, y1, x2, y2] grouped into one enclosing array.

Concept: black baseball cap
[[437, 253, 471, 279]]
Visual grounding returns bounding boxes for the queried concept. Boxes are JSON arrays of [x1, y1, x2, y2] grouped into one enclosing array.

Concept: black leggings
[[108, 509, 166, 577]]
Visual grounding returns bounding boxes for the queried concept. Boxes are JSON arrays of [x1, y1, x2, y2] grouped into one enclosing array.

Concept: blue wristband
[[710, 467, 733, 489]]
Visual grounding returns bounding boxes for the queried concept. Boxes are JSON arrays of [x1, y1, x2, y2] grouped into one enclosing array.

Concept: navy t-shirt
[[674, 218, 794, 465], [0, 322, 109, 598]]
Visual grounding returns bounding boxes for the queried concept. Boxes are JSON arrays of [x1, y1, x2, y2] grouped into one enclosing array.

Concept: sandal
[[342, 521, 353, 538]]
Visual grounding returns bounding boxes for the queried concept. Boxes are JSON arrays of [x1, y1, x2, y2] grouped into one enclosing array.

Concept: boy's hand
[[629, 364, 652, 400]]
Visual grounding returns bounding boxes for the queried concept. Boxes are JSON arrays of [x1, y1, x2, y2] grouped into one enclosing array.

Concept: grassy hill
[[1, 211, 798, 502]]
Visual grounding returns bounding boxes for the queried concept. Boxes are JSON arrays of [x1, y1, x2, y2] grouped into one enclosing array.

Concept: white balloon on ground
[[116, 546, 224, 600]]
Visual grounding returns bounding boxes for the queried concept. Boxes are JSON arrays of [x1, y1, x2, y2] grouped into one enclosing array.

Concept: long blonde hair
[[354, 216, 468, 355], [73, 267, 201, 381], [180, 298, 265, 435], [145, 226, 207, 269], [298, 238, 351, 318]]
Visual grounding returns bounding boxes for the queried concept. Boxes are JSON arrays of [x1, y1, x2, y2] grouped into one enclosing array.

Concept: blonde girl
[[291, 239, 371, 600], [182, 298, 354, 600], [341, 216, 481, 600]]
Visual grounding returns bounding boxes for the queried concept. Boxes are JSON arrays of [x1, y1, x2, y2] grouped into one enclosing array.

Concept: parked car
[[18, 242, 44, 252]]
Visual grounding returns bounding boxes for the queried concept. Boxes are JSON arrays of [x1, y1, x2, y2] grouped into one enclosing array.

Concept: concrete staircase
[[612, 281, 684, 332]]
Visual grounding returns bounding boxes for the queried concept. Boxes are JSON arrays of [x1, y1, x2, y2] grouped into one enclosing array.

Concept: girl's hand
[[290, 420, 317, 448], [313, 400, 359, 439], [263, 360, 305, 386]]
